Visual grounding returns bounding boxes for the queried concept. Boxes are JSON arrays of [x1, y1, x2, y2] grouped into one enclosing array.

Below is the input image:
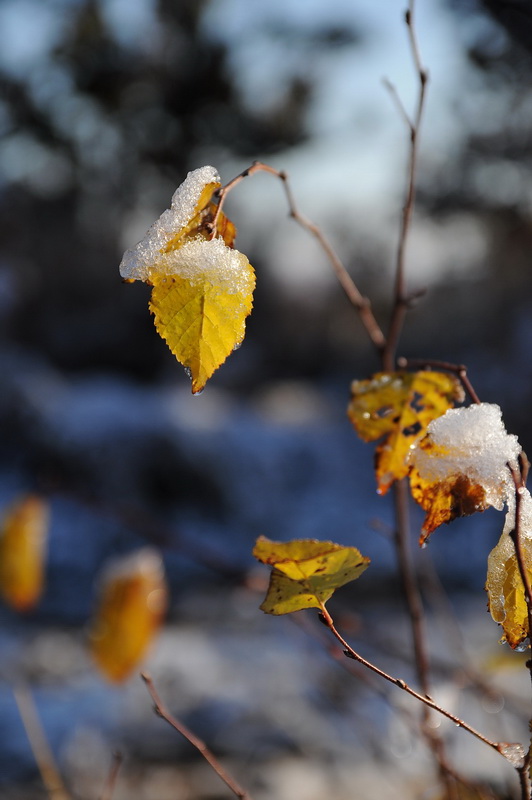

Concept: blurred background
[[1, 0, 532, 797]]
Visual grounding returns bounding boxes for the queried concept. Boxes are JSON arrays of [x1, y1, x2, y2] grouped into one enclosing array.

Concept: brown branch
[[99, 751, 123, 800], [316, 603, 526, 769], [211, 161, 386, 353], [396, 357, 481, 404], [382, 0, 429, 371], [392, 480, 460, 796], [141, 673, 253, 800], [13, 684, 71, 800]]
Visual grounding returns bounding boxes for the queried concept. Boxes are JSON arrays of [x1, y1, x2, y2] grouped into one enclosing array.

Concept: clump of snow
[[154, 238, 253, 294], [119, 165, 220, 282], [411, 403, 521, 510]]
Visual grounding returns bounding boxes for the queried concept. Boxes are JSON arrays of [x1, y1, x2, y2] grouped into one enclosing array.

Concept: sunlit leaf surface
[[89, 548, 168, 682], [119, 166, 254, 393], [253, 537, 370, 615], [0, 495, 49, 612], [347, 371, 462, 494], [149, 240, 255, 394]]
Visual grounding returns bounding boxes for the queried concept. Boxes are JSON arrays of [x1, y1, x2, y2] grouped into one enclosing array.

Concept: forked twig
[[212, 161, 386, 352], [141, 673, 253, 800], [13, 684, 71, 800]]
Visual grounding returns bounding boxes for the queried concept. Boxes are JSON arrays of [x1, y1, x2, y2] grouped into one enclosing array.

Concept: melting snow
[[411, 403, 521, 510]]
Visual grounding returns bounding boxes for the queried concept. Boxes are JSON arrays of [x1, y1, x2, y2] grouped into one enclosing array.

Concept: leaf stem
[[141, 673, 253, 800]]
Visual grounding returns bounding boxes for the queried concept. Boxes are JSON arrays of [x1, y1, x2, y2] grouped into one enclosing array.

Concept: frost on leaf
[[89, 548, 168, 683], [0, 495, 49, 612], [410, 403, 521, 544], [347, 371, 462, 494], [253, 536, 370, 615], [119, 166, 254, 393], [486, 489, 532, 650]]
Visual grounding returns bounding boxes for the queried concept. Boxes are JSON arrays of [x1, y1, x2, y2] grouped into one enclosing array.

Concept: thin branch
[[316, 603, 526, 769], [396, 357, 481, 404], [99, 751, 123, 800], [141, 673, 253, 800], [13, 684, 71, 800], [392, 480, 459, 797], [383, 78, 414, 131], [211, 160, 386, 353], [382, 0, 429, 371]]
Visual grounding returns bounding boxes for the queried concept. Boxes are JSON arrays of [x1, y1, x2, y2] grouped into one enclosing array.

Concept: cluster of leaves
[[0, 496, 167, 682], [120, 167, 532, 653]]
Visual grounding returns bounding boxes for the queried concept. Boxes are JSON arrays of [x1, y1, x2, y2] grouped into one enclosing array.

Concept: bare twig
[[382, 0, 429, 372], [141, 673, 253, 800], [99, 751, 123, 800], [13, 684, 71, 800], [212, 161, 386, 352], [396, 357, 481, 404], [316, 603, 525, 769]]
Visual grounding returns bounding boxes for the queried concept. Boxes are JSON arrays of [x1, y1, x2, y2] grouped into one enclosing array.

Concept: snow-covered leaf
[[119, 166, 254, 392], [410, 404, 521, 542], [348, 371, 462, 494]]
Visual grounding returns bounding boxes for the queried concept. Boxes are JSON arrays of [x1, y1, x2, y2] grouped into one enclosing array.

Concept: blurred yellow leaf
[[119, 166, 254, 393], [253, 537, 370, 615], [149, 240, 255, 394], [89, 548, 168, 683], [0, 495, 49, 612], [486, 529, 532, 650], [347, 371, 462, 494]]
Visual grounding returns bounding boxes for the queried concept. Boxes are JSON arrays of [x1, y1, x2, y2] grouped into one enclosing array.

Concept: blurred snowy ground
[[0, 345, 528, 799]]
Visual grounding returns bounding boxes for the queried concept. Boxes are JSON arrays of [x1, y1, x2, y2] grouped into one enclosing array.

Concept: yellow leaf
[[119, 166, 254, 392], [89, 548, 168, 683], [0, 495, 49, 612], [486, 528, 532, 650], [253, 537, 370, 615], [149, 239, 255, 393], [347, 371, 462, 494]]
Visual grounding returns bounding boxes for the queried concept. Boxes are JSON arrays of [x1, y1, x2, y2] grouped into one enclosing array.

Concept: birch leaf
[[0, 495, 49, 612], [149, 239, 255, 394], [253, 537, 370, 615], [119, 166, 254, 393], [347, 371, 462, 494], [89, 548, 168, 683]]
